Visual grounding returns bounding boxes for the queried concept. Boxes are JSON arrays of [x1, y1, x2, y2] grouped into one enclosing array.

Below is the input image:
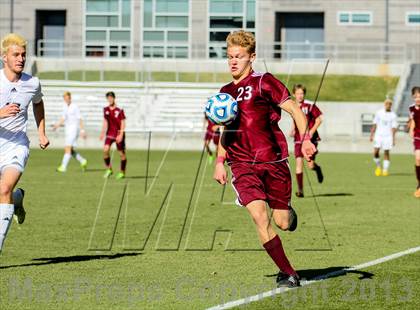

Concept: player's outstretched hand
[[0, 104, 20, 118], [39, 135, 50, 150], [301, 140, 317, 161], [214, 163, 227, 185]]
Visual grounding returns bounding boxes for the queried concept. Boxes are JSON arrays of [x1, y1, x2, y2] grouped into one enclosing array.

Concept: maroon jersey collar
[[230, 69, 254, 86]]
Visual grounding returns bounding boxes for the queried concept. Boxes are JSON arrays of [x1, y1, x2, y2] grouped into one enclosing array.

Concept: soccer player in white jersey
[[52, 91, 87, 172], [0, 33, 49, 253], [370, 99, 398, 176]]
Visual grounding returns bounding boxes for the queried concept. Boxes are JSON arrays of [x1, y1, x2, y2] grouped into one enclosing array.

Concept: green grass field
[[37, 71, 398, 102], [0, 149, 419, 309]]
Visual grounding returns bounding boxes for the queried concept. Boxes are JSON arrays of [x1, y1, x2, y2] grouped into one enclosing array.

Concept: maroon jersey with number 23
[[220, 71, 290, 163]]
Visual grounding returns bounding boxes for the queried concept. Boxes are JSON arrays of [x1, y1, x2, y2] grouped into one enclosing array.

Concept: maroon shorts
[[295, 141, 318, 160], [230, 160, 292, 210], [414, 139, 420, 150], [105, 135, 126, 151]]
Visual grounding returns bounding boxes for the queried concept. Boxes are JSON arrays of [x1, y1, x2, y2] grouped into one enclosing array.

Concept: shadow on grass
[[0, 252, 141, 270], [307, 193, 354, 198], [388, 173, 412, 176], [266, 266, 374, 281], [125, 175, 157, 179]]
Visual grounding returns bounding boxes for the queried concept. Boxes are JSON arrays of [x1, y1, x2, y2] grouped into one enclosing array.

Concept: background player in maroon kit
[[99, 91, 127, 179], [203, 114, 220, 164], [290, 84, 324, 197], [213, 31, 316, 287], [409, 86, 420, 198]]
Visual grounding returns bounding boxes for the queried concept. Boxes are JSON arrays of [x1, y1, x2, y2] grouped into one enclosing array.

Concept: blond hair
[[63, 91, 71, 97], [1, 33, 27, 55], [226, 30, 256, 54]]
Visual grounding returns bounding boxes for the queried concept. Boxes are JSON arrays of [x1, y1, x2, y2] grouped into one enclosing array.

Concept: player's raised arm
[[281, 99, 316, 161], [213, 127, 227, 185], [33, 99, 49, 149]]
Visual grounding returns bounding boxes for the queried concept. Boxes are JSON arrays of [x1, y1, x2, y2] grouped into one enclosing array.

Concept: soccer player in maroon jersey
[[289, 84, 323, 197], [99, 91, 127, 179], [204, 114, 220, 164], [409, 86, 420, 198], [213, 31, 316, 287]]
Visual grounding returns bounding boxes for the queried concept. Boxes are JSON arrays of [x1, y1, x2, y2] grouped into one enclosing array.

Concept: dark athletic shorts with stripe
[[230, 160, 292, 210]]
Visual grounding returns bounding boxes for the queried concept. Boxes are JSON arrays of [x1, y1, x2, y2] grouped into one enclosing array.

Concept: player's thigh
[[245, 200, 270, 226], [230, 163, 266, 207], [264, 161, 292, 211], [415, 149, 420, 162], [0, 167, 22, 197], [103, 143, 112, 154], [295, 157, 304, 172]]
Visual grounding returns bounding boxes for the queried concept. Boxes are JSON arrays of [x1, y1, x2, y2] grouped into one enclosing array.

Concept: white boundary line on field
[[206, 246, 420, 310]]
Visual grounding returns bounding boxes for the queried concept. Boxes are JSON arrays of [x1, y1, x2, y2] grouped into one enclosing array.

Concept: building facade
[[0, 0, 419, 60]]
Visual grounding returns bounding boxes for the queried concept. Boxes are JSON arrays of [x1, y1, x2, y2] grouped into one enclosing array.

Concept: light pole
[[10, 0, 14, 33]]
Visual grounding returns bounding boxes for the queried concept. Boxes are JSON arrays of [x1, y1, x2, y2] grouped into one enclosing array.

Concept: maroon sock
[[104, 157, 111, 168], [121, 159, 127, 172], [296, 173, 303, 192], [416, 166, 420, 188], [263, 235, 296, 276]]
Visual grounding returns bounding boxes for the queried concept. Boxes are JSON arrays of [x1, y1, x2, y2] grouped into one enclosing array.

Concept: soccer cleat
[[56, 165, 66, 173], [382, 170, 389, 176], [80, 159, 88, 172], [375, 167, 382, 176], [315, 166, 324, 183], [13, 188, 26, 224], [288, 207, 298, 232], [103, 169, 113, 178], [414, 188, 420, 198], [276, 272, 300, 288], [208, 154, 215, 164], [295, 191, 304, 198], [115, 172, 125, 180]]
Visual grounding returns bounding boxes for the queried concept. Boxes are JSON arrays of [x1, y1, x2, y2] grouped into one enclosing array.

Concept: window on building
[[85, 0, 132, 57], [142, 0, 190, 58], [406, 12, 420, 25], [208, 0, 256, 58], [338, 11, 372, 26]]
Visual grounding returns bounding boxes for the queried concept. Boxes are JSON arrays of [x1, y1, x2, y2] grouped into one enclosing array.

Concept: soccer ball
[[205, 93, 238, 125]]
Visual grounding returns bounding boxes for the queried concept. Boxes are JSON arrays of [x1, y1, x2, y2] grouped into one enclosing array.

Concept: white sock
[[74, 152, 85, 163], [373, 157, 381, 167], [383, 160, 390, 171], [0, 204, 14, 251], [61, 153, 72, 168]]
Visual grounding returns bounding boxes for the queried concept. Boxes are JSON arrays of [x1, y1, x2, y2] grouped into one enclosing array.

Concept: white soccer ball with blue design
[[205, 93, 238, 125]]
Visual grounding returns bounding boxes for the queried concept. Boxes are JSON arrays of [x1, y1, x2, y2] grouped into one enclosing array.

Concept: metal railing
[[36, 39, 419, 63]]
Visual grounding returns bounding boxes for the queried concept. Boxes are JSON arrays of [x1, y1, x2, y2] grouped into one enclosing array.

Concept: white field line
[[206, 246, 420, 310]]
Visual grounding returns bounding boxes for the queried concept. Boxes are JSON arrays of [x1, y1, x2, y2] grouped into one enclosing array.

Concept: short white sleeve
[[391, 113, 398, 129], [373, 111, 380, 125], [32, 78, 43, 104]]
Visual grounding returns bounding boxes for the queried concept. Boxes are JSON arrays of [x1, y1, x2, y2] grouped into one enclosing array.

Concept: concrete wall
[[1, 0, 419, 60]]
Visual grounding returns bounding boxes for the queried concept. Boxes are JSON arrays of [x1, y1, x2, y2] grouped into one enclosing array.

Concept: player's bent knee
[[0, 183, 13, 197]]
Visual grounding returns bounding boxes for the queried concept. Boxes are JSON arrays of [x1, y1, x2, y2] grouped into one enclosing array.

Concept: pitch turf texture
[[0, 149, 419, 309]]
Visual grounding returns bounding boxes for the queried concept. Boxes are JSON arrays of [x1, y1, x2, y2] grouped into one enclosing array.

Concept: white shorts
[[374, 136, 393, 151], [0, 143, 30, 174], [65, 127, 79, 147]]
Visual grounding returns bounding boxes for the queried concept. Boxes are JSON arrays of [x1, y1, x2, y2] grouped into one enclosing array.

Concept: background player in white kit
[[370, 99, 398, 176], [0, 33, 49, 253], [52, 91, 87, 172]]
